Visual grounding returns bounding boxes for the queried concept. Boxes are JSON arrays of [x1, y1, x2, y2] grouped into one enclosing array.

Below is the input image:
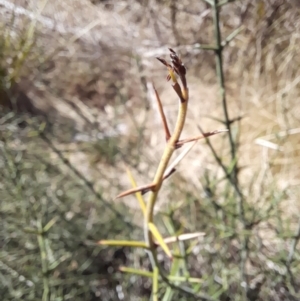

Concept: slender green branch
[[145, 99, 188, 227], [37, 220, 50, 301], [193, 43, 218, 51], [120, 267, 153, 278], [212, 0, 236, 169], [99, 240, 149, 249], [210, 1, 248, 298], [221, 26, 244, 47]]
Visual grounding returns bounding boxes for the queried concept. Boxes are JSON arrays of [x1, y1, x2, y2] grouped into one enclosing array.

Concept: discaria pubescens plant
[[99, 49, 227, 300]]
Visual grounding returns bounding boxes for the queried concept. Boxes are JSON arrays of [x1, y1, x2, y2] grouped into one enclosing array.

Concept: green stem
[[145, 100, 188, 250], [212, 0, 236, 168], [143, 65, 189, 287], [37, 221, 50, 301], [211, 1, 247, 298]]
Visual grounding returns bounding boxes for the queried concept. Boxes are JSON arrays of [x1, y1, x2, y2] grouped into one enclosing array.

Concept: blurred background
[[1, 0, 300, 300]]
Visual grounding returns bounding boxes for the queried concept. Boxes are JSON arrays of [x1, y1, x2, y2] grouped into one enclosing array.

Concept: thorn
[[142, 169, 177, 195], [156, 57, 171, 68], [116, 168, 177, 199], [176, 129, 228, 146], [152, 83, 171, 141], [164, 141, 197, 177], [229, 115, 244, 125], [116, 183, 156, 199], [168, 48, 176, 54], [163, 168, 176, 180], [160, 232, 206, 245]]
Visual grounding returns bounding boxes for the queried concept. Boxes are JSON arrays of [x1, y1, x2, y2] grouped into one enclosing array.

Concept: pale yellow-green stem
[[145, 89, 189, 254]]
